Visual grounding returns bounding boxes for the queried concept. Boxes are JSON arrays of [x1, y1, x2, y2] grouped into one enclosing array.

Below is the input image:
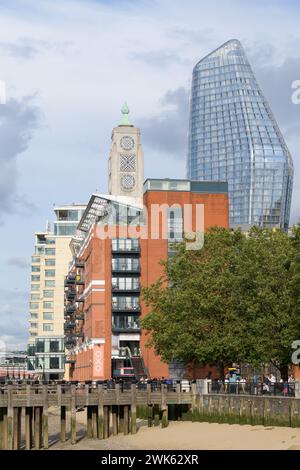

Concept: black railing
[[208, 380, 295, 397]]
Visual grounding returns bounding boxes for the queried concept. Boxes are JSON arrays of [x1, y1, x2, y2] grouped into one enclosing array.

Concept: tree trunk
[[218, 362, 225, 381], [279, 364, 289, 382]]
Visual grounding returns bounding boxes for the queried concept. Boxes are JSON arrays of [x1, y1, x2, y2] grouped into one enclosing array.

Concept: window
[[45, 270, 55, 277], [45, 248, 55, 256], [45, 280, 55, 287], [30, 322, 37, 328], [43, 323, 54, 332], [31, 294, 39, 300], [30, 313, 38, 319], [46, 238, 55, 245], [31, 284, 40, 291], [36, 340, 45, 352], [32, 266, 40, 272], [35, 247, 44, 255], [31, 275, 40, 282], [29, 302, 39, 309], [32, 257, 40, 263], [45, 259, 55, 266], [50, 340, 59, 352], [50, 357, 60, 369], [43, 312, 54, 320], [54, 223, 78, 236], [43, 290, 54, 298], [30, 332, 37, 337], [43, 301, 53, 309]]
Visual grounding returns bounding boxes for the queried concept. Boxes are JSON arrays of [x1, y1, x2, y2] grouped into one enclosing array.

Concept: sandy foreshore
[[46, 409, 300, 450]]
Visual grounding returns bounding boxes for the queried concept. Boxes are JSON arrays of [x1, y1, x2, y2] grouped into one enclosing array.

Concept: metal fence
[[208, 379, 295, 397]]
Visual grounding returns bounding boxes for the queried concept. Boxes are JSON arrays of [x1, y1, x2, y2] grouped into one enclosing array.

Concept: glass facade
[[187, 39, 294, 229]]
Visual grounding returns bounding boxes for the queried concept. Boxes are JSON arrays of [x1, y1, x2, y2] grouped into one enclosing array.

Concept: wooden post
[[13, 407, 22, 450], [119, 406, 124, 433], [92, 407, 98, 438], [111, 405, 117, 436], [42, 385, 49, 449], [123, 405, 129, 435], [87, 406, 93, 438], [154, 405, 160, 426], [97, 384, 104, 439], [7, 384, 13, 450], [34, 407, 41, 449], [60, 406, 66, 443], [25, 407, 33, 450], [191, 382, 197, 421], [0, 408, 4, 449], [147, 405, 153, 427], [131, 383, 137, 434], [161, 384, 168, 428], [103, 406, 109, 439], [147, 383, 153, 427], [71, 384, 77, 444], [2, 408, 8, 450]]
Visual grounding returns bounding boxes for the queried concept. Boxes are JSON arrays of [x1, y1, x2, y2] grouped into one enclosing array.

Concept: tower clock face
[[120, 136, 134, 151], [121, 174, 135, 191]]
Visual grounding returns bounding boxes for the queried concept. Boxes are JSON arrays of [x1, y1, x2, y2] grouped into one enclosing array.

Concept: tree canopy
[[141, 226, 300, 380]]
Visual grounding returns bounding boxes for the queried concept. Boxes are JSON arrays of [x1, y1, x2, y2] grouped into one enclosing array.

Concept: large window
[[112, 277, 140, 291], [43, 301, 53, 309], [45, 259, 55, 266], [31, 275, 40, 282], [50, 357, 60, 369], [43, 290, 54, 298], [32, 257, 40, 263], [31, 294, 40, 300], [112, 296, 140, 311], [43, 312, 54, 320], [45, 270, 55, 277], [32, 266, 40, 272], [45, 248, 55, 256], [29, 302, 39, 309], [43, 323, 53, 332], [112, 258, 140, 272], [111, 238, 140, 252], [112, 315, 140, 330], [54, 223, 78, 236], [31, 284, 40, 292], [45, 280, 55, 287]]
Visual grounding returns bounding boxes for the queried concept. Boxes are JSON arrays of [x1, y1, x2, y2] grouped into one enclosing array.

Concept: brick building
[[64, 106, 229, 381]]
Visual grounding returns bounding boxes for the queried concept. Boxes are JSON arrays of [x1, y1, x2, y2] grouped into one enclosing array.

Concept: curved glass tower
[[187, 39, 293, 230]]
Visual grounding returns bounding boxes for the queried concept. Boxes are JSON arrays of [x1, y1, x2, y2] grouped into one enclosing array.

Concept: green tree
[[142, 227, 247, 379], [142, 225, 300, 381], [234, 227, 300, 381]]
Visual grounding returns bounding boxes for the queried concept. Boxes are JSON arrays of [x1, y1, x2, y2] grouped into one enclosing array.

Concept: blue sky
[[0, 0, 300, 349]]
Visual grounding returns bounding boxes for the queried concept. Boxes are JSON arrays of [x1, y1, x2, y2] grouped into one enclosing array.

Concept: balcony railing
[[111, 263, 140, 273], [112, 303, 141, 312], [111, 240, 140, 253], [112, 284, 140, 293]]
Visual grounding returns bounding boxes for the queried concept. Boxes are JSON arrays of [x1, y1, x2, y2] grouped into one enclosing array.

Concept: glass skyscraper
[[187, 39, 293, 230]]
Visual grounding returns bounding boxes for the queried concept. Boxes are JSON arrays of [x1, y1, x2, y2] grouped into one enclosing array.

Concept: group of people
[[210, 372, 296, 395]]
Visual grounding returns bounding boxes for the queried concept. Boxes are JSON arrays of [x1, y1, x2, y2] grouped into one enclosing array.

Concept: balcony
[[112, 303, 141, 313], [76, 294, 84, 303], [111, 240, 140, 254], [112, 325, 141, 333], [64, 321, 75, 330], [75, 275, 85, 286], [75, 259, 84, 268], [66, 290, 76, 301], [65, 304, 76, 315], [112, 284, 140, 293], [111, 262, 140, 274], [64, 274, 76, 287], [75, 314, 84, 321]]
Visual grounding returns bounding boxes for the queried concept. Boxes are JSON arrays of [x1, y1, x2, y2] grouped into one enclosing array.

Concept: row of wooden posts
[[0, 383, 170, 450]]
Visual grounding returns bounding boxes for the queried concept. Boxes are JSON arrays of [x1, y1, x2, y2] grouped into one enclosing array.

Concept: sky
[[0, 0, 300, 350]]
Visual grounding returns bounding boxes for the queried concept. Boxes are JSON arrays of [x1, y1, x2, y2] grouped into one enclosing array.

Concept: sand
[[46, 409, 300, 450]]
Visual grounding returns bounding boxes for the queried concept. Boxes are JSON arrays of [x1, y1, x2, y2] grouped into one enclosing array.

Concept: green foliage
[[141, 225, 300, 378]]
